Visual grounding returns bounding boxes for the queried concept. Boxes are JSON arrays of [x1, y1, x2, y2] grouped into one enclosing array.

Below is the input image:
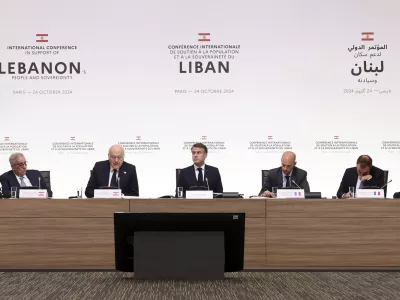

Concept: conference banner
[[0, 0, 398, 197]]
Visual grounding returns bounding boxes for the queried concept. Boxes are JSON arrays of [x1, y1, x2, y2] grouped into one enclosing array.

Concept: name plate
[[356, 189, 384, 199], [94, 189, 122, 199], [19, 189, 48, 199], [186, 190, 213, 199], [277, 189, 305, 199]]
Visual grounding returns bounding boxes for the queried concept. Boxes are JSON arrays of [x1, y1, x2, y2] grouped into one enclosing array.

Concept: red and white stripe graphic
[[361, 32, 374, 41], [198, 33, 210, 42], [36, 33, 49, 42]]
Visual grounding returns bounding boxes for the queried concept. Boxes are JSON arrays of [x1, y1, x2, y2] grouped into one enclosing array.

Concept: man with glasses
[[0, 152, 52, 198], [85, 144, 139, 197]]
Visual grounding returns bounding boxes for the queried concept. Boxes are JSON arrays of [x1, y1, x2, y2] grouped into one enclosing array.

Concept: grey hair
[[9, 153, 25, 166]]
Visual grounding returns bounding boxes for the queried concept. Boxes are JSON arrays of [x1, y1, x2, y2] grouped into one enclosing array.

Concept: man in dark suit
[[85, 144, 139, 198], [0, 153, 52, 198], [337, 155, 385, 198], [177, 143, 223, 195], [258, 151, 310, 197]]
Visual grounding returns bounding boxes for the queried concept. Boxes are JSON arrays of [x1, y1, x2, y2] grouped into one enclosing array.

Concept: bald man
[[85, 145, 139, 198], [258, 151, 310, 197]]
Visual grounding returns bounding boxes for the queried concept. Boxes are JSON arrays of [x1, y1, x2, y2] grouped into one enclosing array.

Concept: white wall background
[[0, 0, 399, 198]]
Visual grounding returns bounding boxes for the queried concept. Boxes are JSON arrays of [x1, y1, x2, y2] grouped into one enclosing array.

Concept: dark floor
[[0, 271, 399, 300]]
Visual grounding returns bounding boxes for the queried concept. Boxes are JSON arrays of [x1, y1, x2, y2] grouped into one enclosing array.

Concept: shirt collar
[[194, 164, 205, 171], [282, 170, 293, 178], [13, 172, 27, 179], [110, 166, 120, 173]]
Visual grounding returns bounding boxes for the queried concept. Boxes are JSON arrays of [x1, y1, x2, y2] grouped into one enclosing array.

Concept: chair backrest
[[383, 170, 389, 197], [261, 170, 269, 189], [176, 168, 182, 186], [39, 171, 51, 190]]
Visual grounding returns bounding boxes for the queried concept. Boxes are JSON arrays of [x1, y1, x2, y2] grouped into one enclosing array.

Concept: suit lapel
[[118, 163, 128, 188], [291, 168, 297, 187], [351, 168, 359, 187], [10, 171, 21, 188], [277, 167, 284, 188], [102, 162, 111, 187], [26, 171, 38, 187], [190, 165, 198, 186]]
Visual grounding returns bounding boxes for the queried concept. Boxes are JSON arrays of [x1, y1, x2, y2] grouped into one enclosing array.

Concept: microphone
[[291, 180, 301, 189], [117, 176, 120, 189], [205, 177, 210, 191], [38, 177, 41, 189], [380, 179, 392, 190]]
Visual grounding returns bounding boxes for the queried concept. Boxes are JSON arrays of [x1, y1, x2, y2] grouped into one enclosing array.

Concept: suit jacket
[[336, 166, 385, 198], [177, 164, 223, 194], [258, 166, 310, 195], [0, 169, 53, 198], [85, 160, 139, 198]]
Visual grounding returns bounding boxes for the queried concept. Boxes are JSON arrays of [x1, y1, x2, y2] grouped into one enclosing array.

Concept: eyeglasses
[[109, 156, 124, 161], [13, 161, 28, 167]]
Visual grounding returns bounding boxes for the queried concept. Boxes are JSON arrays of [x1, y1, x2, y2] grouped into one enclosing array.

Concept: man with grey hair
[[0, 153, 52, 198], [258, 151, 310, 197], [85, 144, 139, 198]]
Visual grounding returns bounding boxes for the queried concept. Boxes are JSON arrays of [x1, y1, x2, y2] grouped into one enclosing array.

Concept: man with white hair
[[85, 144, 139, 197], [0, 153, 52, 198]]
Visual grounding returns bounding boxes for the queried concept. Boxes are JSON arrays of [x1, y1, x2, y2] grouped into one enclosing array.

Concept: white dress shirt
[[108, 167, 119, 187], [356, 177, 362, 189], [194, 164, 205, 181], [14, 173, 33, 187]]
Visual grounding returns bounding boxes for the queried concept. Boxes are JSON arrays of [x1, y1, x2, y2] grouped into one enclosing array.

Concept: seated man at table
[[0, 152, 52, 198], [258, 151, 310, 197], [177, 143, 223, 194], [85, 144, 139, 198], [337, 155, 384, 198]]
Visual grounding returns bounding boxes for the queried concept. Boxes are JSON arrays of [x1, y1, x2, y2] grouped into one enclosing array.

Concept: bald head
[[108, 144, 125, 169], [282, 151, 296, 163], [281, 151, 297, 175]]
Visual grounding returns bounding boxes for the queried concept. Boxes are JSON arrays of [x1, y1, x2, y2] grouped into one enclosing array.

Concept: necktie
[[110, 169, 117, 187], [285, 176, 291, 188], [197, 168, 204, 186], [20, 177, 26, 187], [359, 180, 364, 189]]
